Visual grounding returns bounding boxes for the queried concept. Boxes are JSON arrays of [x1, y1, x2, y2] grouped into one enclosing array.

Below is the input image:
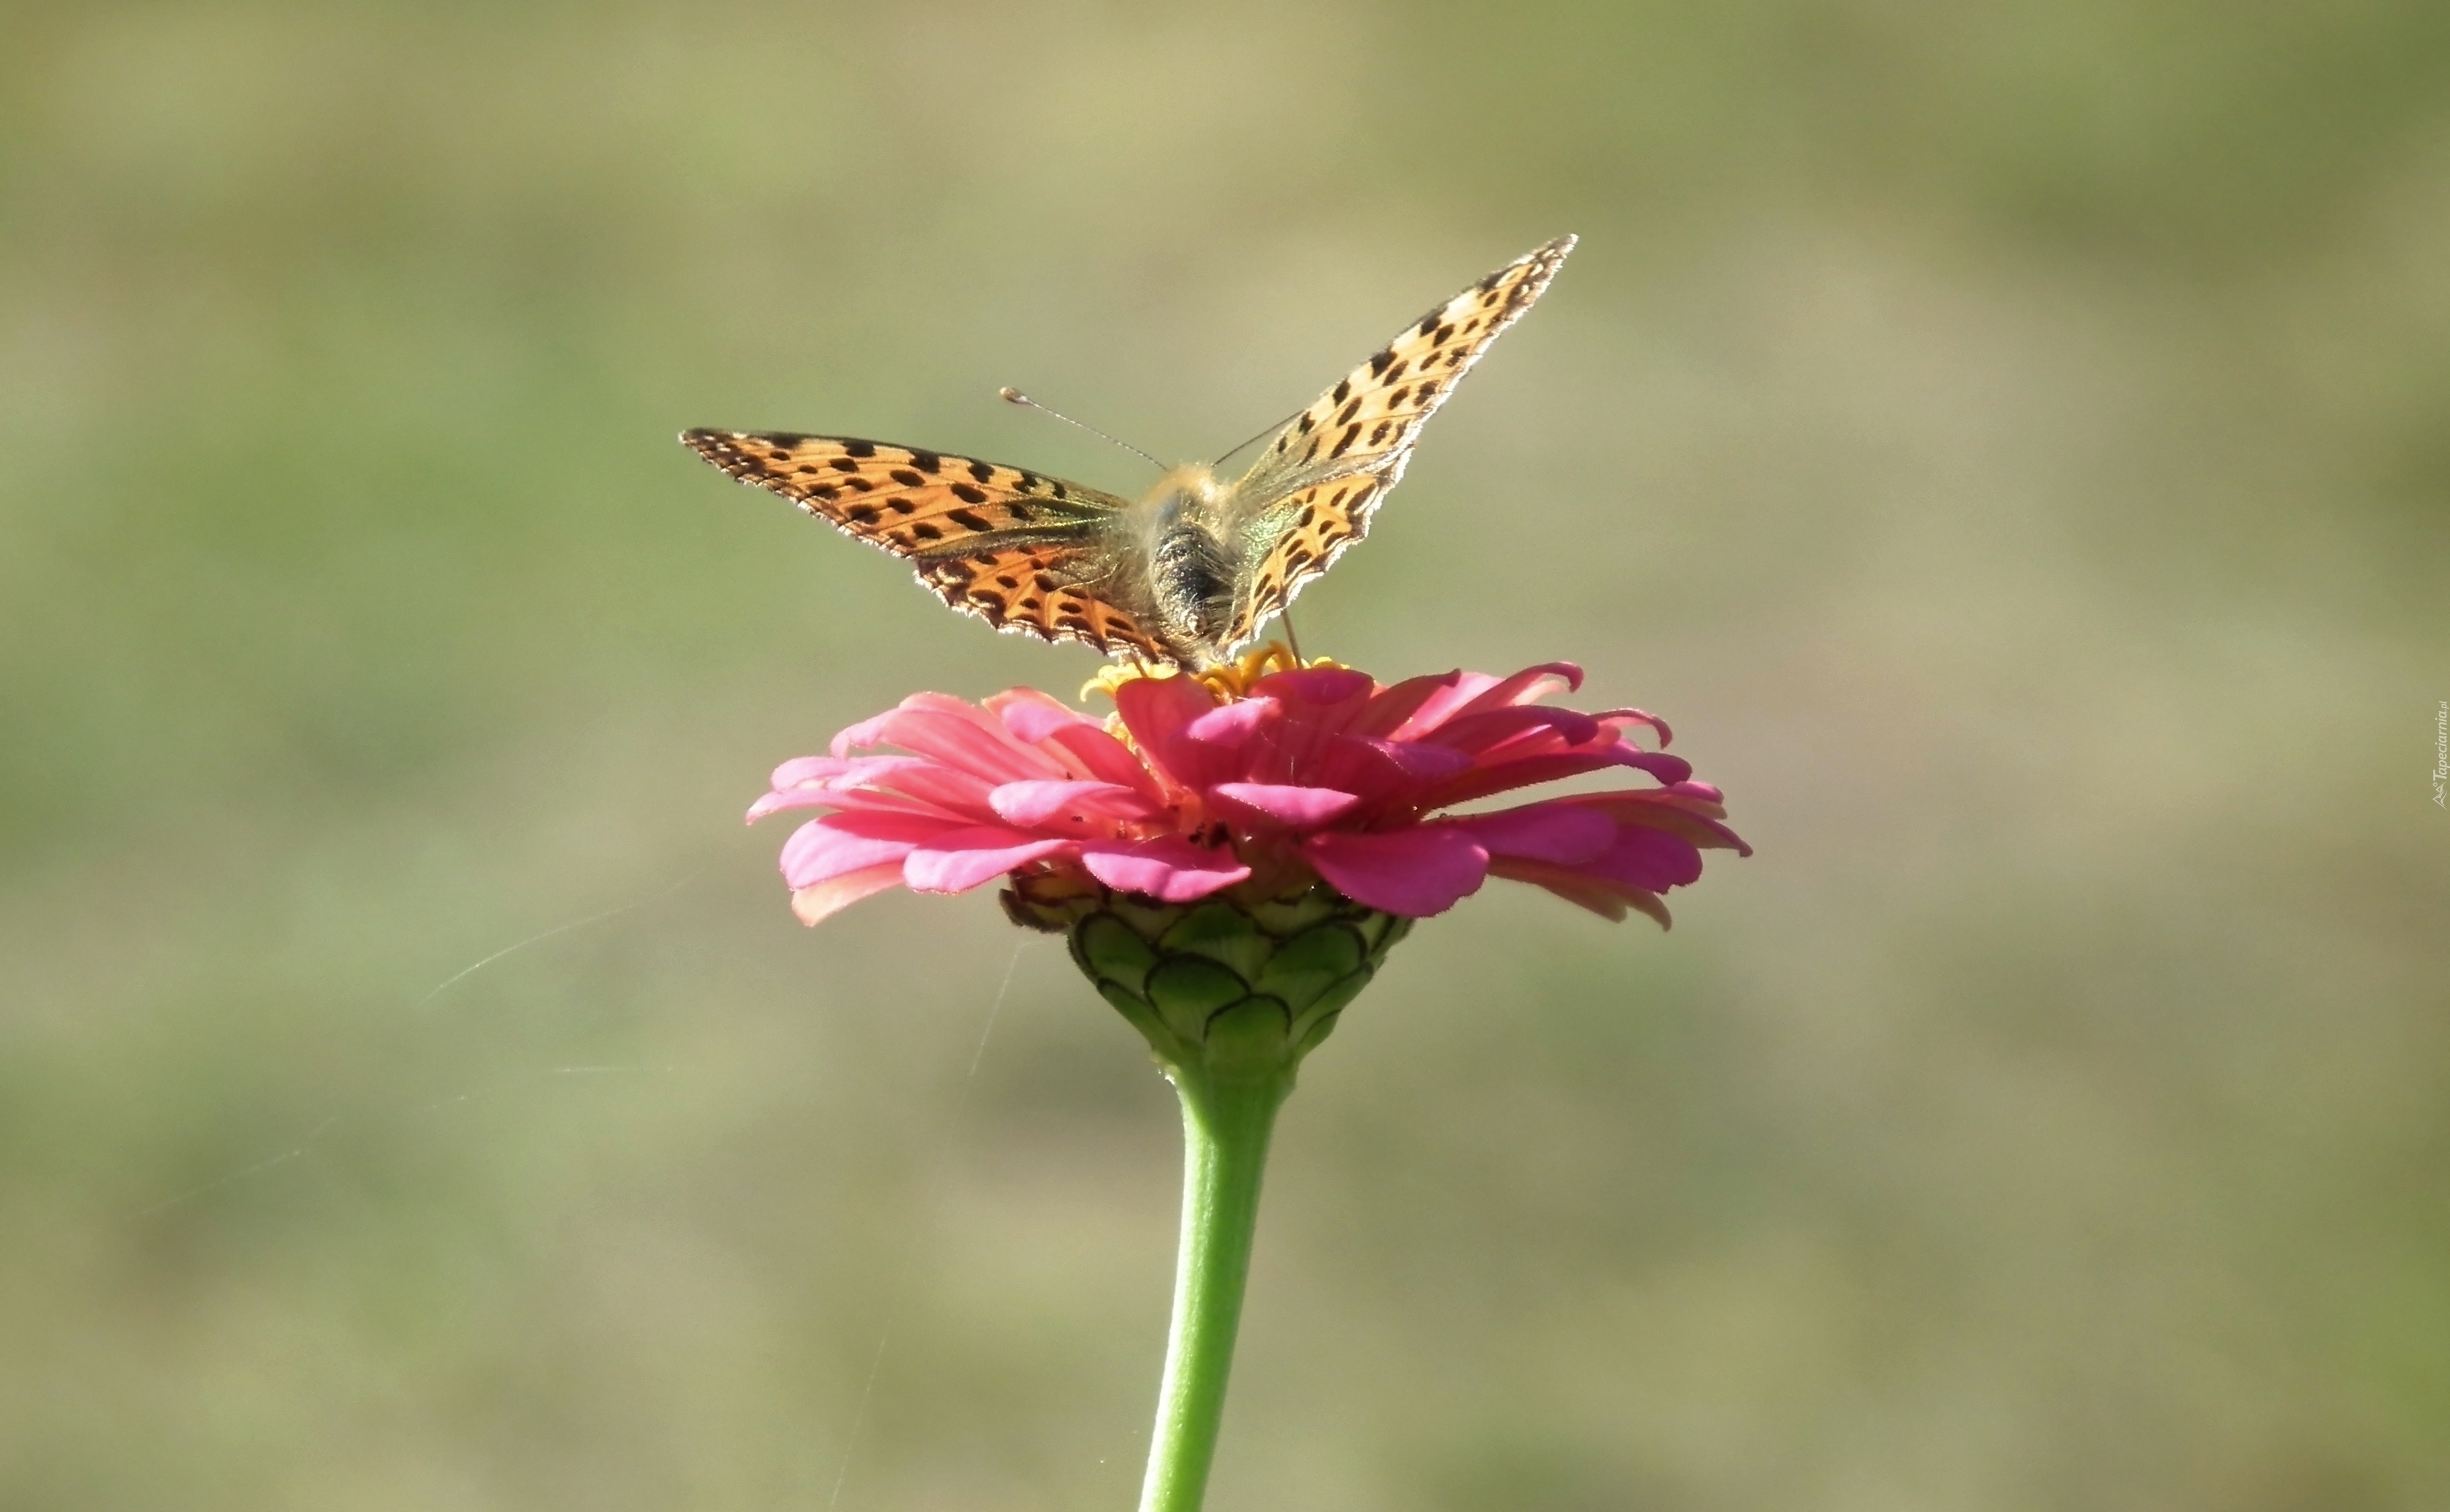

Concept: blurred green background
[[4, 2, 2447, 1508]]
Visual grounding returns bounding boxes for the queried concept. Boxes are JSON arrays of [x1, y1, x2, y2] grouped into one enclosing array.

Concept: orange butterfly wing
[[681, 430, 1167, 659], [1222, 235, 1576, 649]]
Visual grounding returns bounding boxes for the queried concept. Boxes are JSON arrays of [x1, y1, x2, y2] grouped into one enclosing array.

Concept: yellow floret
[[1080, 641, 1346, 708]]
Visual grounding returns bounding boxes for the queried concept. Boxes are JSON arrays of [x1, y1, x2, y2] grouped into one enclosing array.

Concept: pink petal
[[862, 707, 1070, 783], [903, 828, 1074, 893], [854, 759, 1003, 823], [1418, 745, 1691, 811], [1447, 803, 1615, 865], [1449, 661, 1585, 716], [1080, 837, 1251, 902], [1183, 698, 1277, 745], [750, 755, 883, 820], [1351, 669, 1465, 739], [1175, 699, 1279, 788], [1253, 666, 1377, 707], [790, 862, 910, 925], [985, 687, 1099, 745], [1563, 790, 1752, 855], [1486, 857, 1672, 927], [833, 692, 1019, 755], [1113, 673, 1220, 785], [1249, 669, 1379, 764], [828, 707, 904, 758], [1042, 723, 1168, 799], [763, 786, 961, 822], [1394, 672, 1503, 739], [901, 690, 1048, 739], [989, 779, 1162, 829], [1304, 827, 1491, 917], [1392, 662, 1582, 739], [1580, 825, 1706, 892], [1314, 734, 1474, 807], [1208, 782, 1363, 831], [748, 755, 992, 824], [1594, 708, 1674, 746], [1255, 671, 1379, 776], [749, 785, 845, 822], [1424, 705, 1603, 756], [768, 754, 860, 790], [778, 811, 950, 888]]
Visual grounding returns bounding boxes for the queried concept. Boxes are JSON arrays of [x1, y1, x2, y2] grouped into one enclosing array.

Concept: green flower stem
[[999, 873, 1413, 1511], [1139, 1059, 1293, 1512]]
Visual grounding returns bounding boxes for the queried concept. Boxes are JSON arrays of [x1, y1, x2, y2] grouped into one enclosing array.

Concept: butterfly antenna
[[998, 388, 1165, 473], [1213, 404, 1308, 469]]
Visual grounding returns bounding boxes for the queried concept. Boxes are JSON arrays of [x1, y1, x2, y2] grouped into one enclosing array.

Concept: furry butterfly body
[[683, 235, 1574, 669]]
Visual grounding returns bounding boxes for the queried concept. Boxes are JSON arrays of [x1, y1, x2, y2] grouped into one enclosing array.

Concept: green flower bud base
[[1004, 868, 1414, 1074], [1001, 869, 1414, 1512]]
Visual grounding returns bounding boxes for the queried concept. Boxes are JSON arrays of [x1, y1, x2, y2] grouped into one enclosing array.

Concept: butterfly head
[[1138, 462, 1230, 524]]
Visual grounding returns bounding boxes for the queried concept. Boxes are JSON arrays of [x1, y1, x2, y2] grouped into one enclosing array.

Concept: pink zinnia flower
[[750, 661, 1748, 928]]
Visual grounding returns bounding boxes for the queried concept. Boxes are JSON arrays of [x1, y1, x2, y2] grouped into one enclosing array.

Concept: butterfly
[[682, 234, 1574, 669]]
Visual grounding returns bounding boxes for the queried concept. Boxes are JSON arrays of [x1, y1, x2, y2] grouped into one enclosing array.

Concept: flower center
[[1079, 641, 1343, 707]]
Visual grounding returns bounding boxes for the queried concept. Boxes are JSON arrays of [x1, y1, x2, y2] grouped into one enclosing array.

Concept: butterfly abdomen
[[1148, 522, 1235, 665]]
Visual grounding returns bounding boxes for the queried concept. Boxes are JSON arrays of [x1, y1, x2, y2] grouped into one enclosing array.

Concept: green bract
[[1003, 869, 1414, 1076]]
